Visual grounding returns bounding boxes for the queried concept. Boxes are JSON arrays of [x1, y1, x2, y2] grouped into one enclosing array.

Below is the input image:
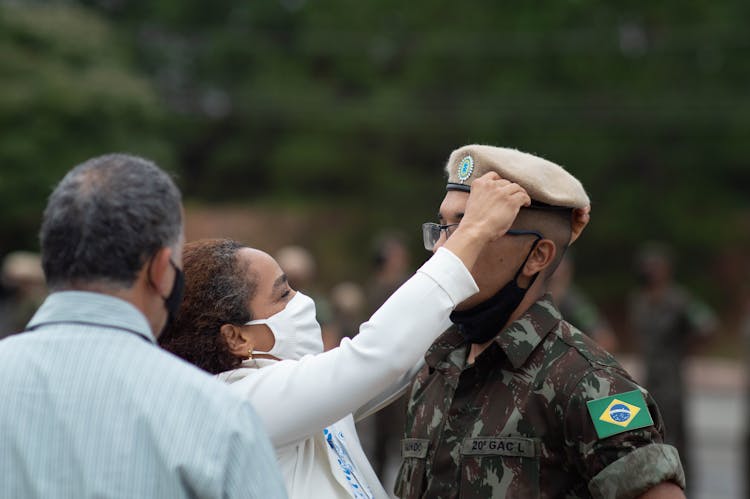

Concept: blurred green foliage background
[[1, 0, 749, 335]]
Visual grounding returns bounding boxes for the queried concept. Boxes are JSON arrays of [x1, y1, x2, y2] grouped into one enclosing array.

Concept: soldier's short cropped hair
[[40, 153, 182, 290]]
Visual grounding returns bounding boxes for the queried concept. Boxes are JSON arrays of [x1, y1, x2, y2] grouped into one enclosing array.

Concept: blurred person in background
[[329, 281, 367, 343], [0, 251, 46, 338], [276, 245, 339, 350], [158, 173, 531, 499], [361, 234, 414, 490], [549, 252, 619, 352], [367, 234, 412, 313], [742, 287, 750, 498], [330, 280, 377, 482], [0, 154, 285, 499], [629, 242, 717, 490], [397, 145, 685, 499]]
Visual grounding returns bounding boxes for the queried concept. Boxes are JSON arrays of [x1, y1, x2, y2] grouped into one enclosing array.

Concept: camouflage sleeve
[[562, 367, 686, 499]]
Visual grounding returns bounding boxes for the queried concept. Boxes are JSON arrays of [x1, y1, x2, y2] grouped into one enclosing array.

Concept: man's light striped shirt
[[0, 291, 287, 499]]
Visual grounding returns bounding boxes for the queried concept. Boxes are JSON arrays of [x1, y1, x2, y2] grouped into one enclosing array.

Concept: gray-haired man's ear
[[147, 246, 176, 299]]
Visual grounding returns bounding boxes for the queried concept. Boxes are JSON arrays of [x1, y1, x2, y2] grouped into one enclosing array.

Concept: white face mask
[[246, 291, 323, 360]]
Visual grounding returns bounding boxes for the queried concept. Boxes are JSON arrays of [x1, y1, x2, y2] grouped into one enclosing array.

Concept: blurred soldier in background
[[363, 234, 413, 490], [629, 242, 717, 488], [329, 280, 367, 343], [367, 234, 412, 314], [0, 251, 46, 338], [742, 287, 750, 499], [549, 252, 619, 352]]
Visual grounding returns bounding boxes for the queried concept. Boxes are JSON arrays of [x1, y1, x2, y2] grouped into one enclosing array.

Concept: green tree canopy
[[3, 0, 749, 309], [0, 3, 173, 253]]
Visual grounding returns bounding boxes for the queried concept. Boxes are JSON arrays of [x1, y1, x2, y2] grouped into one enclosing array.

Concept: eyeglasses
[[421, 222, 543, 251], [422, 223, 459, 251]]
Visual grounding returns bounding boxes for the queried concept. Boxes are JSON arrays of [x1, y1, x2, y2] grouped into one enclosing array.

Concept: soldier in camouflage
[[395, 145, 686, 499], [629, 243, 717, 489]]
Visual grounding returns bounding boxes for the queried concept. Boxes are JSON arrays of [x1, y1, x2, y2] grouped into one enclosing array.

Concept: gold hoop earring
[[247, 349, 253, 360]]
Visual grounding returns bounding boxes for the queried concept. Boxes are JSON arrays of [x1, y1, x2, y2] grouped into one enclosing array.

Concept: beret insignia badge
[[457, 155, 474, 183]]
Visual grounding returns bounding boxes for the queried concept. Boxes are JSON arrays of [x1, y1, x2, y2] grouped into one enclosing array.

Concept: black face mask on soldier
[[450, 235, 542, 345]]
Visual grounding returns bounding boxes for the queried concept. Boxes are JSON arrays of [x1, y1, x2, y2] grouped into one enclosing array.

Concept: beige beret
[[445, 144, 590, 209]]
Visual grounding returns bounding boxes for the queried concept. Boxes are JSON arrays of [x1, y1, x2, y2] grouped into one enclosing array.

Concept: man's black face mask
[[450, 233, 542, 345], [162, 260, 184, 332], [149, 256, 185, 334]]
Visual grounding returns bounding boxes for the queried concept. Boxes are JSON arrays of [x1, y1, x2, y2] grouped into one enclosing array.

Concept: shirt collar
[[26, 291, 156, 343], [425, 294, 562, 370], [217, 357, 277, 384], [241, 358, 277, 369]]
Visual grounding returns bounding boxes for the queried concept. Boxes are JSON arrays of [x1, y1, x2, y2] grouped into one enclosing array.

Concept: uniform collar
[[425, 328, 465, 369], [425, 294, 561, 370], [493, 294, 562, 369], [26, 291, 156, 343]]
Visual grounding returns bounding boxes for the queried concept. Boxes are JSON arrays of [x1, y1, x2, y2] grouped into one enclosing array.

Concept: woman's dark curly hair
[[159, 238, 258, 374]]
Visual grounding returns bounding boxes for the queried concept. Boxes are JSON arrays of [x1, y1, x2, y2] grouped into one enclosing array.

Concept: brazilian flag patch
[[586, 389, 654, 439]]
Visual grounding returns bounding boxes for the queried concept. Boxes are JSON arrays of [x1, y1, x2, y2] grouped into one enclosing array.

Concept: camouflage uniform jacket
[[395, 296, 685, 499]]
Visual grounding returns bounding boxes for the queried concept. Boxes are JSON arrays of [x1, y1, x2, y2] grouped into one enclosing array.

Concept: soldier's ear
[[521, 239, 556, 278], [570, 206, 590, 245]]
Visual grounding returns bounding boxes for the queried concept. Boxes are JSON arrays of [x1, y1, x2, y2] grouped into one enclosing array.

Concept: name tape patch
[[460, 437, 539, 458], [401, 438, 429, 458]]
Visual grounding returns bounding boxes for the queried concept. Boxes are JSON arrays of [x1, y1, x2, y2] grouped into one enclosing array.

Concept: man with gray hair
[[0, 154, 286, 498]]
